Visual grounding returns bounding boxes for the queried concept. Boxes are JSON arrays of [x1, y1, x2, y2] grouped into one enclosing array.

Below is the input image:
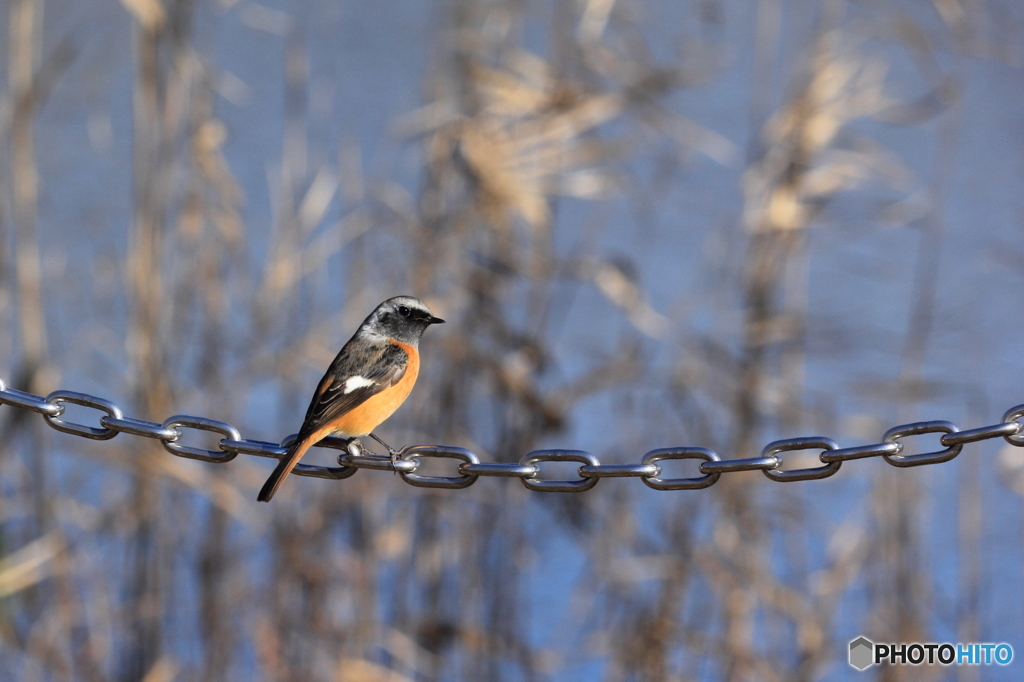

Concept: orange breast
[[329, 340, 420, 437]]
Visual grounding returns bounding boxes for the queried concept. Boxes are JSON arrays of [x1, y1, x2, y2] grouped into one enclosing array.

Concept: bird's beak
[[429, 316, 445, 325]]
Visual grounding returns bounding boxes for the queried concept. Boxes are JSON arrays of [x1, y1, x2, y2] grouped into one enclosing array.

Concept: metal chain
[[1, 375, 1022, 492]]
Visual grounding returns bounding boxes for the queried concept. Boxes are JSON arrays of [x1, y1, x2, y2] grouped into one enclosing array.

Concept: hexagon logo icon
[[849, 636, 874, 670]]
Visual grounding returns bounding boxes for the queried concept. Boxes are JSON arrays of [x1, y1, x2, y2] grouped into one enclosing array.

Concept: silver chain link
[[1, 375, 1022, 492]]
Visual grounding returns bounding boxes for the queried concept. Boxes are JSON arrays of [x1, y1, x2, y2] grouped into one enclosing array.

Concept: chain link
[[399, 445, 479, 488], [1, 375, 1022, 493], [0, 385, 64, 417], [1000, 405, 1024, 446], [101, 416, 181, 441], [640, 447, 720, 490], [882, 420, 962, 468], [44, 391, 124, 440], [520, 450, 600, 492], [761, 437, 842, 482]]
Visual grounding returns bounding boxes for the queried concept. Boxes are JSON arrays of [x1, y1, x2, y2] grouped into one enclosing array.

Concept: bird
[[257, 296, 444, 502]]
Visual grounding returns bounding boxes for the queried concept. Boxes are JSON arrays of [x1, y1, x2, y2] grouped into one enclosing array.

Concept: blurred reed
[[0, 0, 1017, 680]]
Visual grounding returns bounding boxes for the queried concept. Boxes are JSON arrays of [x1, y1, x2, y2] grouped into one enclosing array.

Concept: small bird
[[258, 296, 444, 502]]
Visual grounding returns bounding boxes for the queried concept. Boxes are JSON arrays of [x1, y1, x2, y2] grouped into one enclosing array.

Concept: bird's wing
[[296, 340, 409, 439]]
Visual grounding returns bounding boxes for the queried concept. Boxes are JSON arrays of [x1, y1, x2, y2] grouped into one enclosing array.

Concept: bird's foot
[[346, 438, 364, 457], [368, 433, 400, 472]]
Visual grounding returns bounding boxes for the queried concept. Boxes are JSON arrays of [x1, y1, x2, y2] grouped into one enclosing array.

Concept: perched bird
[[258, 296, 444, 502]]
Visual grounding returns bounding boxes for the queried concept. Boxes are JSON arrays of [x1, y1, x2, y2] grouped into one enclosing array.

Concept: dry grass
[[0, 0, 1020, 680]]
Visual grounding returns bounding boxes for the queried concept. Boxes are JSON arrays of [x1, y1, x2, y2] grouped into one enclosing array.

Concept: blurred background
[[1, 0, 1023, 679]]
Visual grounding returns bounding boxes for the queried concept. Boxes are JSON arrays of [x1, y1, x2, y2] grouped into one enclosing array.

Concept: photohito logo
[[849, 636, 1013, 670]]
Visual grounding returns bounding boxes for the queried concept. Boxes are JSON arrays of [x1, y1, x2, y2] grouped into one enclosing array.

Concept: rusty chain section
[[1, 375, 1022, 492]]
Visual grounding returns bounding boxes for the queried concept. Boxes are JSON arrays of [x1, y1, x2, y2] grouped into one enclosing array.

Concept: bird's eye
[[398, 306, 410, 318]]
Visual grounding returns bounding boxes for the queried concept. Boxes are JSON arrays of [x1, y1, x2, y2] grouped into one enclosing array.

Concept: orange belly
[[330, 340, 420, 437]]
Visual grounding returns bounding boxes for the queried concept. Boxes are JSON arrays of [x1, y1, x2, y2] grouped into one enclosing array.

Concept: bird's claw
[[369, 432, 400, 474]]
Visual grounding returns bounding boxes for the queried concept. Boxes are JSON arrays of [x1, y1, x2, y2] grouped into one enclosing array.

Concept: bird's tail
[[258, 436, 315, 502]]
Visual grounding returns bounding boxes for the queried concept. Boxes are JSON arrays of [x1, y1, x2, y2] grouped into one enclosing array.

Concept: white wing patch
[[343, 376, 376, 394]]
